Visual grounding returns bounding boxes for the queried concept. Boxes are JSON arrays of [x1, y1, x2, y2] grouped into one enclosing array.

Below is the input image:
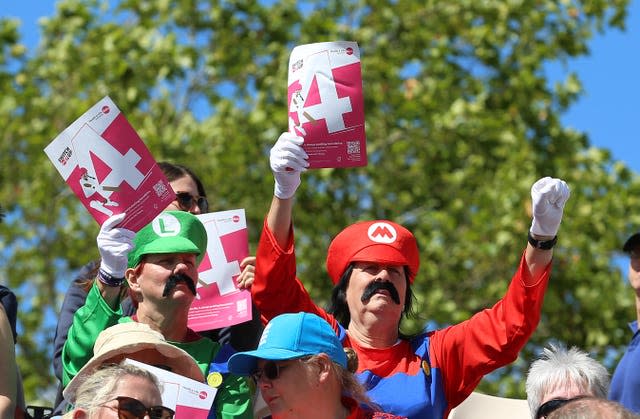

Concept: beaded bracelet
[[97, 268, 125, 287]]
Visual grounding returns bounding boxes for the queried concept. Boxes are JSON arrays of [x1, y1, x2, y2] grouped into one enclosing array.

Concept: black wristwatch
[[528, 231, 557, 250]]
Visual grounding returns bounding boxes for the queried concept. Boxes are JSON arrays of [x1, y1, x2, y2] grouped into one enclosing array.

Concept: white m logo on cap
[[367, 222, 397, 244], [152, 213, 182, 237]]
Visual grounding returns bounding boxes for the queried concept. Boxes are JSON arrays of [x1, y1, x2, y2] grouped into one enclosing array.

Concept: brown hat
[[63, 321, 204, 402], [326, 220, 420, 285]]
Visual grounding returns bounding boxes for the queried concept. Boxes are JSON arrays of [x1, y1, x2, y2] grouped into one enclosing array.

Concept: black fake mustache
[[162, 273, 197, 297], [361, 281, 401, 305]]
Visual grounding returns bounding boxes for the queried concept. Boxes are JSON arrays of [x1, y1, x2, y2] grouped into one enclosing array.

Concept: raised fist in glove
[[530, 177, 571, 238], [270, 132, 309, 199], [97, 213, 135, 280]]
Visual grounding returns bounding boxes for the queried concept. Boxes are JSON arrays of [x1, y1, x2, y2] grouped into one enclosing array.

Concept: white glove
[[530, 177, 571, 237], [270, 132, 309, 199], [97, 213, 135, 278]]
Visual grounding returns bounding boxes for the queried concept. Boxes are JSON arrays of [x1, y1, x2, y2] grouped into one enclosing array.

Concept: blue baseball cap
[[228, 312, 347, 375]]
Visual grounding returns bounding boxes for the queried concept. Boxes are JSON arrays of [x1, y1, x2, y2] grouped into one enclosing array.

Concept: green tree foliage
[[1, 0, 639, 403]]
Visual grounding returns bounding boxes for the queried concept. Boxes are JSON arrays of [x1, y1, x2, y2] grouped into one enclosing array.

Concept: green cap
[[127, 211, 207, 268]]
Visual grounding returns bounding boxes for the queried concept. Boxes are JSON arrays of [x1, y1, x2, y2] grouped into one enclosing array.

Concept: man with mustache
[[361, 280, 401, 305], [62, 211, 252, 418], [251, 132, 571, 419], [162, 271, 198, 297]]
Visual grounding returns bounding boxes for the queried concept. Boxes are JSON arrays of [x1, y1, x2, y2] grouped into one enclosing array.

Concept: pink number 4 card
[[188, 209, 252, 331], [44, 96, 174, 231], [288, 41, 367, 169]]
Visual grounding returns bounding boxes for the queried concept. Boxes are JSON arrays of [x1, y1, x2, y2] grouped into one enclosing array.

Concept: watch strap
[[528, 231, 557, 250]]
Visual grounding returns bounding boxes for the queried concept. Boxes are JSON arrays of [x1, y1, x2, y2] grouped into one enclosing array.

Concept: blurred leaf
[[0, 0, 636, 403]]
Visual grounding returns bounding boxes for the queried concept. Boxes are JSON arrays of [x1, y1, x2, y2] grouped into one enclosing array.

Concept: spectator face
[[254, 358, 317, 418], [346, 262, 406, 324], [132, 253, 199, 305], [538, 381, 590, 415], [165, 175, 206, 215], [91, 375, 163, 419]]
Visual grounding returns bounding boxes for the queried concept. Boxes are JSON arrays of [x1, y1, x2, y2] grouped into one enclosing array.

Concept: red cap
[[326, 220, 420, 285]]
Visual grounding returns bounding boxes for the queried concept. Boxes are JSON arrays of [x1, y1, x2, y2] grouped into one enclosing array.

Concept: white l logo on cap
[[367, 222, 397, 244], [152, 213, 182, 237]]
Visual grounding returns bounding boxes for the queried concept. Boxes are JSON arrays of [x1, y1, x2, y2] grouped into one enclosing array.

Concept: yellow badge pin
[[207, 372, 223, 388], [421, 359, 431, 377]]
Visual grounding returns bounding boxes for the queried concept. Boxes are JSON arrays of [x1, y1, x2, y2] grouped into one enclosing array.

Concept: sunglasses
[[175, 191, 208, 213], [251, 360, 291, 383], [102, 396, 175, 419], [535, 396, 587, 418]]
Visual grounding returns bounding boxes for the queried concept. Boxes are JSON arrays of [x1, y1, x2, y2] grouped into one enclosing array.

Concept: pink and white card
[[44, 96, 174, 232], [123, 359, 216, 419], [288, 41, 367, 169], [188, 209, 252, 331]]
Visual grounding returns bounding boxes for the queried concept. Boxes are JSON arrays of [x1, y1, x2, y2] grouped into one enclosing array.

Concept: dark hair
[[157, 162, 207, 198], [327, 263, 416, 339], [75, 162, 207, 292], [76, 261, 101, 292]]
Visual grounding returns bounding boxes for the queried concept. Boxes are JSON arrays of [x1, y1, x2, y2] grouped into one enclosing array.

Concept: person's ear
[[126, 266, 141, 298], [316, 353, 332, 383], [72, 407, 88, 419]]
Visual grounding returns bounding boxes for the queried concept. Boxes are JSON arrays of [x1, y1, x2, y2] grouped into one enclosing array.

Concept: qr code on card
[[152, 180, 168, 197], [347, 141, 360, 155], [236, 299, 248, 312]]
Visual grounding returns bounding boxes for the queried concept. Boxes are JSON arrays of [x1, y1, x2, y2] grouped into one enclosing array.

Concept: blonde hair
[[304, 354, 380, 411], [63, 362, 160, 418]]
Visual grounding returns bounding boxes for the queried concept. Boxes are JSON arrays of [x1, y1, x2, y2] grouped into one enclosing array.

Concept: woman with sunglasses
[[52, 161, 262, 415], [63, 362, 173, 419], [525, 344, 610, 419], [159, 162, 209, 215], [228, 312, 405, 419]]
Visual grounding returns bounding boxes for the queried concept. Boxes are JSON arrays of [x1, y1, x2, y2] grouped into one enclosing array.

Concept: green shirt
[[62, 283, 252, 419]]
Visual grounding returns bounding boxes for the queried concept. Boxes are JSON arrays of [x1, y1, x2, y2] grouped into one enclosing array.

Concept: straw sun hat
[[63, 321, 204, 402]]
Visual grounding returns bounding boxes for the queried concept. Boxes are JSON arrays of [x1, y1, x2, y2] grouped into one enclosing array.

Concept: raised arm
[[95, 213, 135, 307], [524, 177, 571, 284], [253, 132, 330, 322], [266, 132, 308, 248], [434, 176, 570, 411], [62, 213, 134, 386]]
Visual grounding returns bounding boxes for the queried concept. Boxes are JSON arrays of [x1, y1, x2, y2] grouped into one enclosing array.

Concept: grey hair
[[63, 362, 161, 418], [525, 344, 610, 418]]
